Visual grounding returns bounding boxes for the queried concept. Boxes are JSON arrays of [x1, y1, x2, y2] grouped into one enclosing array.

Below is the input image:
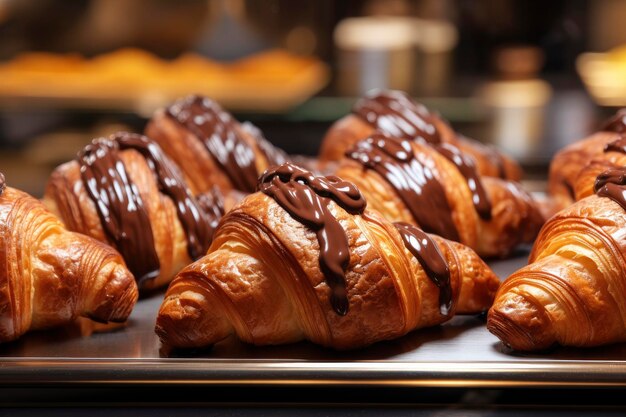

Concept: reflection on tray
[[164, 315, 487, 361]]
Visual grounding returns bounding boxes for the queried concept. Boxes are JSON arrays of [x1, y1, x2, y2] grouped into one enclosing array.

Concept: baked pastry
[[548, 108, 626, 212], [145, 94, 288, 195], [44, 132, 226, 290], [0, 173, 138, 343], [156, 163, 500, 350], [335, 132, 544, 258], [488, 165, 626, 350], [319, 89, 522, 181]]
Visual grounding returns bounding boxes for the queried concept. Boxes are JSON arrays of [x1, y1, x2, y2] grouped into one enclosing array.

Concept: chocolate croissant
[[145, 94, 288, 195], [548, 108, 626, 212], [319, 89, 522, 181], [156, 163, 500, 350], [44, 132, 226, 290], [334, 132, 544, 258], [0, 173, 138, 343], [488, 165, 626, 350]]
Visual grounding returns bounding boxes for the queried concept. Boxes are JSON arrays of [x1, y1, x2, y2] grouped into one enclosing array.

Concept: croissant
[[319, 89, 522, 181], [0, 173, 138, 343], [334, 132, 544, 258], [548, 108, 626, 212], [145, 94, 288, 195], [44, 132, 227, 290], [156, 163, 500, 350], [488, 165, 626, 350]]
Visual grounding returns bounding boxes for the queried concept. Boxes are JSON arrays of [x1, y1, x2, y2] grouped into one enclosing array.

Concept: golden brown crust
[[0, 186, 137, 343], [44, 148, 193, 290], [319, 115, 373, 163], [156, 192, 500, 350], [547, 131, 622, 212], [319, 113, 522, 181], [335, 141, 543, 258], [488, 195, 626, 350]]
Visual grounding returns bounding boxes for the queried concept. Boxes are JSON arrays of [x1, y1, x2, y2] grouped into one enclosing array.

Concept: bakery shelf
[[0, 49, 331, 115]]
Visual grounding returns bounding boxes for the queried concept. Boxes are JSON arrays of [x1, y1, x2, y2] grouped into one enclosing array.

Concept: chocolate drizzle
[[598, 137, 626, 208], [594, 167, 626, 211], [166, 95, 258, 192], [346, 132, 460, 241], [601, 109, 626, 133], [78, 132, 221, 284], [353, 89, 441, 144], [604, 135, 626, 154], [0, 173, 5, 197], [258, 163, 366, 315], [113, 132, 217, 260], [394, 222, 452, 316], [79, 137, 159, 284], [435, 143, 492, 220]]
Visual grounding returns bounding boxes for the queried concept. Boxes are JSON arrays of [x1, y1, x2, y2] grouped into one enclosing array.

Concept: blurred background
[[0, 0, 624, 195]]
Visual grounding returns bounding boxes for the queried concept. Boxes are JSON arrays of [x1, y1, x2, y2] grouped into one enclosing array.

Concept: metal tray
[[1, 250, 626, 389]]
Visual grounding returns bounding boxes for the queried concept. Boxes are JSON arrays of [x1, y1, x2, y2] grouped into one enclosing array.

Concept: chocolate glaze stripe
[[113, 132, 218, 260], [258, 163, 366, 315], [166, 95, 258, 192], [0, 173, 5, 196], [604, 136, 626, 154], [435, 143, 492, 220], [78, 138, 160, 284], [353, 89, 441, 144], [595, 167, 626, 211], [394, 222, 452, 316], [346, 132, 460, 241]]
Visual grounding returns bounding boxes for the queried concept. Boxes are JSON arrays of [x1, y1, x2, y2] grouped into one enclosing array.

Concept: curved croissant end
[[0, 185, 138, 343], [488, 195, 626, 351]]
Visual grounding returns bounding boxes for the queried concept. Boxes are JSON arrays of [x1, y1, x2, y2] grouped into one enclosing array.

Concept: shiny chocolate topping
[[346, 132, 460, 241], [435, 143, 492, 220], [258, 163, 366, 315], [602, 109, 626, 133], [78, 137, 159, 284], [166, 95, 258, 192], [604, 135, 626, 154], [0, 172, 5, 196], [353, 89, 441, 144], [113, 132, 217, 260], [595, 167, 626, 211], [394, 222, 452, 316], [79, 133, 221, 284]]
